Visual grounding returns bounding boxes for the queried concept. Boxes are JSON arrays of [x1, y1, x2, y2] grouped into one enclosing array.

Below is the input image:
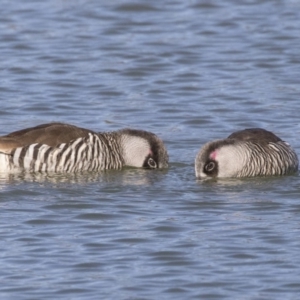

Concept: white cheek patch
[[215, 145, 245, 177], [122, 136, 151, 167]]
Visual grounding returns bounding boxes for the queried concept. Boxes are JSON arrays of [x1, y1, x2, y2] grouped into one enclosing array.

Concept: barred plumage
[[0, 123, 169, 173], [195, 128, 298, 179]]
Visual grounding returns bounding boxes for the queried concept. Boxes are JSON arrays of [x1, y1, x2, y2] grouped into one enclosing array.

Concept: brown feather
[[0, 123, 94, 152], [227, 128, 281, 143]]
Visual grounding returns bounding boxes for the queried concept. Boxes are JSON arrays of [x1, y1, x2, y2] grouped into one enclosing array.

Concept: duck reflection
[[0, 168, 168, 186]]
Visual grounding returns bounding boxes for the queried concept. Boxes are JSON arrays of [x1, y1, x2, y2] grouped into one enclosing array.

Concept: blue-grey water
[[1, 0, 300, 299]]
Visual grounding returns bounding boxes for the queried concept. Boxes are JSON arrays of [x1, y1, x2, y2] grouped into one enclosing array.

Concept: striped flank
[[9, 133, 124, 173]]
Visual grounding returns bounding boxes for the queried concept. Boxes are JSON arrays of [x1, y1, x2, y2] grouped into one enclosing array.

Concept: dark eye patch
[[147, 157, 157, 169], [203, 160, 218, 176], [143, 155, 157, 169]]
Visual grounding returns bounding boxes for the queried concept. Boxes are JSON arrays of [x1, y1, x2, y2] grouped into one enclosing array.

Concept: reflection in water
[[197, 174, 295, 188], [0, 168, 168, 186], [1, 0, 300, 299], [195, 175, 299, 205]]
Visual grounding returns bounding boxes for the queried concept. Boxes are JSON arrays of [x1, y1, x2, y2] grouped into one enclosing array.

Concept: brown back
[[227, 128, 282, 143], [0, 123, 94, 153]]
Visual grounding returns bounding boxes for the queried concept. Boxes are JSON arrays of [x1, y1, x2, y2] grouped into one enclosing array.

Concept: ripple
[[1, 0, 300, 299]]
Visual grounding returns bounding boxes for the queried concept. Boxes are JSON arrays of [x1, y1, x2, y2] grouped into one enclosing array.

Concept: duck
[[0, 122, 168, 173], [195, 128, 298, 178]]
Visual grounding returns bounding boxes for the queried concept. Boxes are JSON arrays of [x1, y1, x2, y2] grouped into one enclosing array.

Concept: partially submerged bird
[[0, 123, 168, 173], [195, 128, 298, 179]]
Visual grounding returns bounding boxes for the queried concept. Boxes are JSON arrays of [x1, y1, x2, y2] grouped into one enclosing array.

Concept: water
[[0, 0, 300, 299]]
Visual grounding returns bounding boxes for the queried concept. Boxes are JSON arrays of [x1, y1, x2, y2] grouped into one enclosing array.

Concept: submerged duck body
[[0, 123, 168, 173], [195, 128, 298, 179]]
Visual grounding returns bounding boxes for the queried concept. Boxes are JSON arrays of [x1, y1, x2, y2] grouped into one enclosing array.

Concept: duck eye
[[148, 157, 157, 169], [205, 161, 215, 172]]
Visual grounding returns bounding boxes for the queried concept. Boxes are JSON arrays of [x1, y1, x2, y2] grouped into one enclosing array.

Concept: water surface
[[1, 0, 300, 299]]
